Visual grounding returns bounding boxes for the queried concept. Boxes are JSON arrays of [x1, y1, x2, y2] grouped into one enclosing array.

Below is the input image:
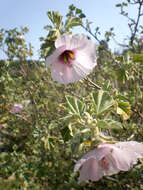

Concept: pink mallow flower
[[11, 103, 23, 114], [46, 34, 96, 84], [74, 141, 143, 183]]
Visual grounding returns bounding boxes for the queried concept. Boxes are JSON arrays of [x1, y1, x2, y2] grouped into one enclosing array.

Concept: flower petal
[[11, 104, 23, 114], [55, 34, 94, 50], [75, 49, 96, 70], [111, 147, 137, 171], [55, 34, 72, 49], [72, 61, 92, 79], [51, 61, 82, 84], [47, 33, 96, 84], [74, 141, 143, 183], [46, 46, 65, 67], [74, 146, 112, 172], [115, 141, 143, 156], [100, 154, 120, 176], [99, 143, 138, 171], [78, 158, 103, 183]]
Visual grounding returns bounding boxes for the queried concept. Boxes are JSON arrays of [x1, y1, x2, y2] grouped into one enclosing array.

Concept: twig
[[112, 36, 129, 48], [81, 24, 101, 43], [130, 0, 143, 47], [84, 77, 101, 90]]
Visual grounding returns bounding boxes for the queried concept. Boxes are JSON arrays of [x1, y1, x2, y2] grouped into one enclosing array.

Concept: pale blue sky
[[0, 0, 141, 58]]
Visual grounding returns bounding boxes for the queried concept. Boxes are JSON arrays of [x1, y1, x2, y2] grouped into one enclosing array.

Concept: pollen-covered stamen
[[59, 50, 75, 64]]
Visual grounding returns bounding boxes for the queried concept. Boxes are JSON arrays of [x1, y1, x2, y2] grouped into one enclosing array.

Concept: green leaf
[[132, 54, 143, 63], [41, 136, 54, 150], [60, 125, 72, 142], [75, 8, 82, 14], [91, 90, 114, 116], [79, 13, 86, 19], [98, 119, 122, 130], [69, 4, 75, 11], [116, 67, 128, 83], [47, 11, 63, 29], [44, 25, 53, 31], [115, 55, 123, 62], [122, 2, 128, 6], [65, 95, 86, 117], [65, 17, 82, 31], [115, 100, 131, 120], [116, 3, 121, 7]]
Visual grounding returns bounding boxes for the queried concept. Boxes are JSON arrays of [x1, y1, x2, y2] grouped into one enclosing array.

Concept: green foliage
[[47, 11, 63, 30], [40, 5, 85, 58], [1, 2, 143, 190], [65, 17, 82, 31], [65, 95, 86, 117], [132, 53, 143, 62], [115, 100, 131, 120], [91, 90, 114, 116], [0, 27, 33, 60]]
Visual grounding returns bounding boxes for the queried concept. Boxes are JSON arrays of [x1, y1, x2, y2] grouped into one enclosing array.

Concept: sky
[[0, 0, 141, 59]]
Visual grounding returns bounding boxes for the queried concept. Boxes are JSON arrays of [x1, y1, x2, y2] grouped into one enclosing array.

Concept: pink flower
[[74, 141, 143, 183], [11, 103, 23, 114], [46, 34, 96, 84]]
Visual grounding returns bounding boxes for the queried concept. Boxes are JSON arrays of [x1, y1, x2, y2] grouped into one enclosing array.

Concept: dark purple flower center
[[59, 50, 75, 64]]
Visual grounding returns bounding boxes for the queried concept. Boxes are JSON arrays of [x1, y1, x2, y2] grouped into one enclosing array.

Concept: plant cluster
[[0, 1, 143, 189]]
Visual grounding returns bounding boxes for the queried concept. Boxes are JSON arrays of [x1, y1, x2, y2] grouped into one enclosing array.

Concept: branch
[[81, 24, 101, 43], [112, 36, 129, 48], [130, 0, 143, 47]]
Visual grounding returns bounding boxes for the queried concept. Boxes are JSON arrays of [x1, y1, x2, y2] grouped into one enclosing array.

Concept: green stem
[[84, 77, 101, 90]]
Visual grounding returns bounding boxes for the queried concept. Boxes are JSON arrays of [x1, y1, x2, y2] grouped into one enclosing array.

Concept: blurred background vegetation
[[0, 0, 143, 189]]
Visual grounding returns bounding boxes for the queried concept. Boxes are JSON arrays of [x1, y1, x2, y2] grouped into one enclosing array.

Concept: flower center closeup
[[59, 50, 75, 64]]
